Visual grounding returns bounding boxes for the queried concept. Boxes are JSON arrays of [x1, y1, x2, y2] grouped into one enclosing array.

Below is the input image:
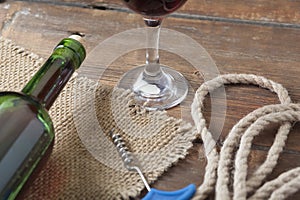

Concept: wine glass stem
[[144, 18, 163, 77]]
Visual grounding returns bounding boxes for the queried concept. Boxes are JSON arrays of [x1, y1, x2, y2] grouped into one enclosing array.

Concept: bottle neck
[[21, 38, 86, 110]]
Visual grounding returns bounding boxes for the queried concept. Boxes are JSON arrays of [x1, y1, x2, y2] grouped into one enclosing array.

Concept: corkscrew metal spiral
[[110, 129, 151, 192], [110, 129, 196, 199]]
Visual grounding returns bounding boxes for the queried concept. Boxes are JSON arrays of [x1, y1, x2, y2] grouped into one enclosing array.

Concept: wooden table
[[1, 0, 299, 199]]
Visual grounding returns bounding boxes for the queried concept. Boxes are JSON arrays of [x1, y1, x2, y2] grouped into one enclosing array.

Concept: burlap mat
[[0, 37, 197, 199]]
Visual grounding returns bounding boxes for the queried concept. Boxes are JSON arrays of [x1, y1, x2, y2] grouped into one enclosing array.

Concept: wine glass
[[117, 0, 189, 110]]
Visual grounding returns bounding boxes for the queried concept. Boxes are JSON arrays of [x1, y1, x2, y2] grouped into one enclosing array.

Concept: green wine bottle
[[0, 35, 86, 200]]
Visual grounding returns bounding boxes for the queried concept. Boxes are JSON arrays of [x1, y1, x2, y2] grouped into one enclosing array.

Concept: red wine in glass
[[123, 0, 187, 17]]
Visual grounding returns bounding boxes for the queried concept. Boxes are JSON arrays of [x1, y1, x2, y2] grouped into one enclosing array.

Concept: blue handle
[[142, 184, 196, 200]]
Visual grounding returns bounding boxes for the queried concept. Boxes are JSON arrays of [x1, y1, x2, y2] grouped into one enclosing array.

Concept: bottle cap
[[68, 34, 84, 44], [56, 34, 86, 67]]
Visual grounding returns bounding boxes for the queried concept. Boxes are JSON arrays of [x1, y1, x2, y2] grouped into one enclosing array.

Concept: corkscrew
[[110, 129, 196, 200], [110, 131, 151, 191]]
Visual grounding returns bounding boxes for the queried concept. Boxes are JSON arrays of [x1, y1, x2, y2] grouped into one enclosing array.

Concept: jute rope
[[191, 74, 300, 200]]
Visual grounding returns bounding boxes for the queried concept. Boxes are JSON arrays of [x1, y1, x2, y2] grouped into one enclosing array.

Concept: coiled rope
[[191, 74, 300, 200]]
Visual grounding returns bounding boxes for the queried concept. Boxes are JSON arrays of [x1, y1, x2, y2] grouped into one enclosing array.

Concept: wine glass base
[[117, 66, 188, 110]]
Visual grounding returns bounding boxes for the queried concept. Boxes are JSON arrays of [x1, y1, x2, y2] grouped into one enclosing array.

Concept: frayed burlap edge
[[0, 36, 198, 199]]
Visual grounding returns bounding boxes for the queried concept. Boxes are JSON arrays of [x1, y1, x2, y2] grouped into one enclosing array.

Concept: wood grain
[[0, 0, 300, 199], [16, 0, 300, 25]]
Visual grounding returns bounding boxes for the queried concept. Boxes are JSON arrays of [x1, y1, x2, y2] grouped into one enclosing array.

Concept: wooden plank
[[151, 148, 300, 200], [19, 0, 300, 24], [0, 1, 300, 199], [1, 1, 300, 152]]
